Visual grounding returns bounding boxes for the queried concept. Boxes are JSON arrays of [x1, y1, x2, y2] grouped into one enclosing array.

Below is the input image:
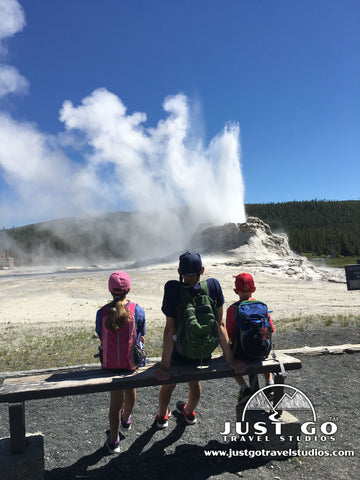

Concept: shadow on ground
[[46, 414, 270, 480]]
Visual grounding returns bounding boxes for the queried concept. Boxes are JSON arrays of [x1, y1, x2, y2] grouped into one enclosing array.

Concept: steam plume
[[58, 89, 245, 257], [0, 1, 246, 261]]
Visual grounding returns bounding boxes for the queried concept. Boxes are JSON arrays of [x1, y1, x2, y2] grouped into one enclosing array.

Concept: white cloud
[[0, 64, 28, 97], [0, 113, 81, 224], [0, 0, 26, 54], [0, 0, 28, 97]]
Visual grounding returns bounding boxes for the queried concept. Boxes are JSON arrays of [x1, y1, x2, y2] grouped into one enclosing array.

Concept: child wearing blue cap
[[154, 251, 244, 428]]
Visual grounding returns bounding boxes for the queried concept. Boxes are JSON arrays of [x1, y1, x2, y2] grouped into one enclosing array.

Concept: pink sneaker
[[105, 430, 120, 454], [120, 409, 132, 430]]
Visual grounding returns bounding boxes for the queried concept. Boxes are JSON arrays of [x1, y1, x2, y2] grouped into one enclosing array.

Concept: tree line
[[245, 200, 360, 257], [1, 200, 359, 263]]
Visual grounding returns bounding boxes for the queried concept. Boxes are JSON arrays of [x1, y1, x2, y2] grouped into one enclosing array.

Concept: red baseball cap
[[235, 273, 256, 293], [108, 271, 131, 293]]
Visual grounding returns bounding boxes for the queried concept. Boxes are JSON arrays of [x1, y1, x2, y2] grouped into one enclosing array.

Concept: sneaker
[[121, 409, 132, 430], [237, 386, 252, 404], [105, 430, 120, 454], [156, 409, 171, 429], [176, 401, 197, 425]]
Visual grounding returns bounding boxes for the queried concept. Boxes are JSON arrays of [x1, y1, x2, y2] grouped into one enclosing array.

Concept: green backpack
[[175, 281, 220, 360]]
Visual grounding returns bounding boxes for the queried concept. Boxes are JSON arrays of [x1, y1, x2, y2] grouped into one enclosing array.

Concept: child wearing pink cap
[[96, 271, 146, 454], [226, 273, 275, 404]]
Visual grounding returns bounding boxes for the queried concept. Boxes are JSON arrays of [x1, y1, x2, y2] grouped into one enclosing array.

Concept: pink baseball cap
[[235, 273, 256, 293], [108, 271, 131, 293]]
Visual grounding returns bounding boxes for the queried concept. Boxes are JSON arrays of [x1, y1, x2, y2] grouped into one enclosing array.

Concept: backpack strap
[[101, 302, 136, 328], [126, 302, 139, 345], [126, 302, 136, 316], [232, 301, 241, 319], [102, 301, 136, 315], [199, 280, 208, 295], [239, 299, 268, 309], [180, 280, 208, 300]]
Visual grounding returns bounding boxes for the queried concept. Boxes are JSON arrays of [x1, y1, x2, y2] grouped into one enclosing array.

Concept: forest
[[1, 200, 359, 264], [245, 200, 360, 257]]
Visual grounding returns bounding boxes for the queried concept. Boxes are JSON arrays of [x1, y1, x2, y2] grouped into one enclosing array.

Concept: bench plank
[[1, 353, 301, 454], [0, 353, 301, 403]]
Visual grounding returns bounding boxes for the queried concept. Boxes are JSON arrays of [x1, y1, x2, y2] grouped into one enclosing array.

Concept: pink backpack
[[100, 302, 139, 371]]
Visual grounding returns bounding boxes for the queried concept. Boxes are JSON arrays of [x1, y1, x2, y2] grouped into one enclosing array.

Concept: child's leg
[[186, 381, 201, 413], [158, 383, 176, 416], [263, 373, 274, 401], [109, 389, 124, 441], [234, 375, 247, 386], [264, 372, 274, 384], [235, 375, 251, 403], [122, 388, 136, 421]]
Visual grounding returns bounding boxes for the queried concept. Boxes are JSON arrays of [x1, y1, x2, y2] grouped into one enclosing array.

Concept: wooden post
[[9, 402, 26, 454]]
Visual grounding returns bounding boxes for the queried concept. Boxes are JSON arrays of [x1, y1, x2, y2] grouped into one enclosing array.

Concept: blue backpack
[[233, 300, 272, 361]]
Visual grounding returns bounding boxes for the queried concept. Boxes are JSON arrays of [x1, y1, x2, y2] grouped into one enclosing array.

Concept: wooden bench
[[0, 352, 301, 455]]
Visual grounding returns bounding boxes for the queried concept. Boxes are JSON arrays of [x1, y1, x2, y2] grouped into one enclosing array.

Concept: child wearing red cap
[[226, 273, 275, 403], [96, 271, 146, 454]]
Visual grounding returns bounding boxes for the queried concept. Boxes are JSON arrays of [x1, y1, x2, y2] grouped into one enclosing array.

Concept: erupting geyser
[[59, 90, 246, 257]]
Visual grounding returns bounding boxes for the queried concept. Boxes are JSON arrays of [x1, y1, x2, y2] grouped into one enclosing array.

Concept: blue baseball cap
[[179, 251, 202, 275]]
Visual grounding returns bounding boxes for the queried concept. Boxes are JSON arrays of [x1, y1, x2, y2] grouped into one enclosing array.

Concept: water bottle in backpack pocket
[[233, 300, 272, 361]]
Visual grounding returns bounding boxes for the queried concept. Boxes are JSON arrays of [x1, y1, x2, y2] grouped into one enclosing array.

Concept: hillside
[[1, 200, 359, 265]]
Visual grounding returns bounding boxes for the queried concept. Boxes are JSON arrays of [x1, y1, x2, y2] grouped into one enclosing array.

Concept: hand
[[228, 359, 246, 375], [154, 364, 170, 381]]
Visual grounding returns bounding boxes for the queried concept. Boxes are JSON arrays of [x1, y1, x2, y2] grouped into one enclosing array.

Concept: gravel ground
[[1, 326, 359, 480]]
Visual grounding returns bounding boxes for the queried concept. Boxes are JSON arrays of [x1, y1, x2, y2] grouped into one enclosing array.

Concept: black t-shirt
[[161, 278, 225, 319]]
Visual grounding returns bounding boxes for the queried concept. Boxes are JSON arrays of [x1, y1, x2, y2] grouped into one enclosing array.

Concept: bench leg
[[236, 374, 260, 421], [9, 402, 26, 454]]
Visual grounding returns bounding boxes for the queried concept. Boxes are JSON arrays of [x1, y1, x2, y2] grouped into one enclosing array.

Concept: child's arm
[[135, 305, 146, 342], [225, 305, 236, 342], [95, 309, 102, 339], [218, 306, 246, 374], [154, 316, 176, 381], [268, 313, 275, 333]]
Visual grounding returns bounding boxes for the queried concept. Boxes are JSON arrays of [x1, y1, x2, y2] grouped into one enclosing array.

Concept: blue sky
[[0, 0, 359, 229]]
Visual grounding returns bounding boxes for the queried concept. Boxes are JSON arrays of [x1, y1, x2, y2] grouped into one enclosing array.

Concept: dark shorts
[[232, 344, 270, 361], [171, 349, 211, 365]]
